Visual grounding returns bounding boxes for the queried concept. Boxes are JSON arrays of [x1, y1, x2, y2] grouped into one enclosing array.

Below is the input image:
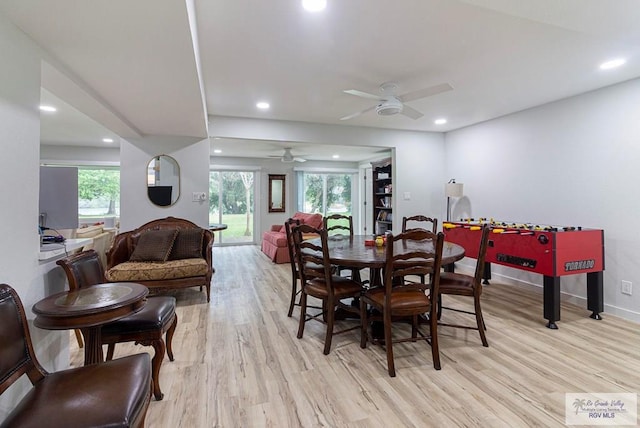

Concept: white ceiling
[[3, 0, 640, 160]]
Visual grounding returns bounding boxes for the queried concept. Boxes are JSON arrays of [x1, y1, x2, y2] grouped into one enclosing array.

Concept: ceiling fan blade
[[399, 83, 453, 103], [293, 157, 307, 163], [339, 105, 376, 121], [400, 105, 424, 120], [343, 89, 383, 101]]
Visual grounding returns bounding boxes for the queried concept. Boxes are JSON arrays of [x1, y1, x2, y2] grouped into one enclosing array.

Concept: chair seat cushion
[[101, 296, 176, 334], [0, 353, 151, 428], [105, 258, 208, 282], [439, 272, 477, 295], [306, 276, 362, 299], [365, 287, 431, 313]]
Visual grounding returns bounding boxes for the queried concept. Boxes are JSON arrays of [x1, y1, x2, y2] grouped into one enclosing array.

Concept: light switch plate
[[192, 192, 206, 202]]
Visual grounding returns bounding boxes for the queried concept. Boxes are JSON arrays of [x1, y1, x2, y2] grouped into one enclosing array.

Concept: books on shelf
[[378, 196, 391, 208], [376, 211, 393, 222]]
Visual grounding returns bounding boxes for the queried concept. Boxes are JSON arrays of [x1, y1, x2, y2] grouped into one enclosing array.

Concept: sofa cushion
[[262, 231, 288, 247], [293, 212, 323, 229], [129, 229, 178, 262], [170, 228, 204, 260], [75, 224, 104, 238], [105, 258, 209, 282]]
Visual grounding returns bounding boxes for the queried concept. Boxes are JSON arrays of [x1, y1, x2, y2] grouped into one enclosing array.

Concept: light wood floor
[[70, 245, 640, 427]]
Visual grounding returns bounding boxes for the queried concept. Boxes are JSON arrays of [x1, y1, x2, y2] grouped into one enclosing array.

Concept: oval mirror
[[147, 155, 180, 206]]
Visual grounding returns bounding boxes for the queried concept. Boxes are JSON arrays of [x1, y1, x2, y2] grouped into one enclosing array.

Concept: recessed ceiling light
[[102, 138, 114, 143], [256, 101, 270, 110], [39, 105, 57, 112], [302, 0, 327, 12], [434, 118, 447, 125], [599, 58, 626, 70], [332, 154, 340, 159], [213, 149, 222, 154]]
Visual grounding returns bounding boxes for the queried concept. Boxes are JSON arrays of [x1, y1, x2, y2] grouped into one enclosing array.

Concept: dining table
[[305, 234, 466, 329], [318, 234, 466, 286], [32, 282, 148, 366]]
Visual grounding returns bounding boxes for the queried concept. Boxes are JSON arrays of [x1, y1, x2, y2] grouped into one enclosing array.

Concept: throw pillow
[[129, 229, 178, 262], [170, 228, 204, 260]]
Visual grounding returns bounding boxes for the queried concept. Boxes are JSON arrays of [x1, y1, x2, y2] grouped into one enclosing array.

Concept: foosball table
[[443, 218, 605, 329]]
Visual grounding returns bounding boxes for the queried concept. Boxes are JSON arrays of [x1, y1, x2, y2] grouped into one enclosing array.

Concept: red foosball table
[[443, 219, 604, 329]]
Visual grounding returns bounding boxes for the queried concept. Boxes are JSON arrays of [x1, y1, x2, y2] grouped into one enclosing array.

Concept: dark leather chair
[[292, 224, 363, 355], [360, 230, 445, 376], [0, 283, 152, 428], [438, 224, 490, 347], [57, 249, 177, 400]]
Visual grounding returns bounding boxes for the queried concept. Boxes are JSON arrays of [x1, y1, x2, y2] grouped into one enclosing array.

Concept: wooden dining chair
[[402, 215, 438, 234], [360, 229, 445, 376], [57, 249, 177, 400], [292, 223, 363, 355], [0, 283, 152, 427], [285, 217, 302, 317], [323, 213, 363, 282], [437, 224, 490, 347], [400, 215, 439, 284]]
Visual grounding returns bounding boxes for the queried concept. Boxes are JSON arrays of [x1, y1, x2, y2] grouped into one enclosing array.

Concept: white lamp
[[445, 179, 463, 221]]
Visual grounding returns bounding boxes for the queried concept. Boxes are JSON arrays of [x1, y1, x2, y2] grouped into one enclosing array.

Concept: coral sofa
[[261, 212, 323, 263], [105, 217, 214, 301]]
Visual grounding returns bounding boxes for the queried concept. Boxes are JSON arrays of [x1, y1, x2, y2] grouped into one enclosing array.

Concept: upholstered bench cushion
[[105, 258, 208, 282], [101, 296, 176, 334]]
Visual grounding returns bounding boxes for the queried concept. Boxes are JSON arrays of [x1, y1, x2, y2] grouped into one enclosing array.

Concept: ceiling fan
[[269, 147, 306, 163], [340, 81, 453, 121]]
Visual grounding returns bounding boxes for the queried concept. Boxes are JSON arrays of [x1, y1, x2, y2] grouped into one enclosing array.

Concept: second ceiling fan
[[268, 147, 306, 163], [340, 81, 453, 121]]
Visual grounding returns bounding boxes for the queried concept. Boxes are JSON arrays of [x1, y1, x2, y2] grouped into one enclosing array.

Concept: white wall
[[445, 78, 640, 321], [119, 136, 210, 231], [40, 145, 120, 165], [0, 13, 71, 419], [209, 116, 447, 232]]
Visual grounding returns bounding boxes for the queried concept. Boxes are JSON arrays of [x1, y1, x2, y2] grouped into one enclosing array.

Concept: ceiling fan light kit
[[376, 98, 403, 116], [340, 81, 453, 121]]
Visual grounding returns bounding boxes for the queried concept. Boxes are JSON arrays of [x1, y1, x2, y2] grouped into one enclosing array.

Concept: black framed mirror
[[147, 155, 180, 207], [268, 174, 285, 213]]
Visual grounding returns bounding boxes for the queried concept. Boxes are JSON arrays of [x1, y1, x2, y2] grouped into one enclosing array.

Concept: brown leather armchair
[[0, 283, 152, 427]]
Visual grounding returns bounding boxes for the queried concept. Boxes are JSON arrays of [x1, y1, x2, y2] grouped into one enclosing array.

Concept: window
[[295, 171, 356, 217], [77, 167, 120, 222]]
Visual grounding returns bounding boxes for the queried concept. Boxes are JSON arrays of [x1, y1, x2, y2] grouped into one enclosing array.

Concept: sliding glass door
[[209, 171, 255, 245]]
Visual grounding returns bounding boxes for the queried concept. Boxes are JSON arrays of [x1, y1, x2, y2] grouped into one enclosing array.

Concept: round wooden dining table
[[32, 282, 148, 366], [312, 234, 466, 286], [320, 234, 465, 266]]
